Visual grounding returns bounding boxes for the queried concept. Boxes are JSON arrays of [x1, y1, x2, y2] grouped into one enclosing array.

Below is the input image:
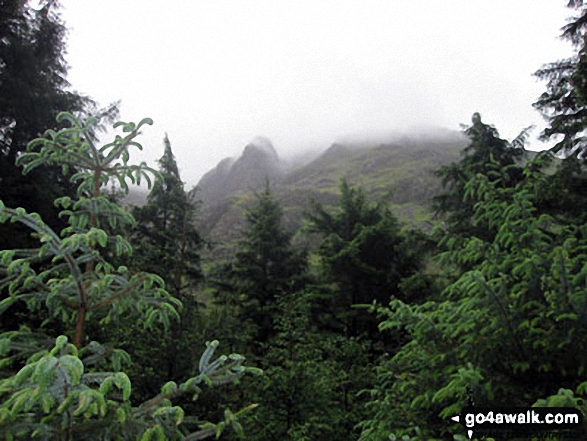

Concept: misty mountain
[[197, 136, 284, 205], [195, 129, 468, 258]]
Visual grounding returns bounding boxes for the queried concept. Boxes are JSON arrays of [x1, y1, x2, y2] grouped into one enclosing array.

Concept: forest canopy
[[1, 1, 587, 440]]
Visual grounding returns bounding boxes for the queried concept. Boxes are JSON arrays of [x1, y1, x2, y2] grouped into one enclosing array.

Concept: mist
[[60, 0, 575, 186]]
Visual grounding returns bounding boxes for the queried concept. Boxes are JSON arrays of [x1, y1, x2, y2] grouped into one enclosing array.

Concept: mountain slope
[[198, 136, 283, 205], [195, 130, 467, 258]]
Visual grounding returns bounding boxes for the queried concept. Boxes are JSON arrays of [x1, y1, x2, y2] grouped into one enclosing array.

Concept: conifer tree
[[232, 181, 306, 344], [132, 134, 204, 300], [534, 0, 587, 159], [533, 1, 587, 223], [360, 127, 587, 440], [126, 135, 207, 395], [0, 0, 89, 250], [433, 113, 526, 242], [0, 113, 259, 440], [240, 290, 369, 441], [305, 179, 420, 337]]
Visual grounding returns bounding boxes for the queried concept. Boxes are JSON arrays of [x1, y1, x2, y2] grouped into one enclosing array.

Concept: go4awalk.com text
[[451, 407, 583, 439]]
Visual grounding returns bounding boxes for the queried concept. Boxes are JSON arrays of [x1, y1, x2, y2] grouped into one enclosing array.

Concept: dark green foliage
[[208, 182, 382, 441], [531, 151, 587, 225], [204, 262, 257, 356], [132, 134, 205, 299], [0, 0, 89, 251], [123, 135, 208, 399], [360, 132, 587, 440], [534, 1, 587, 158], [532, 2, 587, 225], [0, 1, 86, 156], [231, 182, 307, 344], [240, 291, 342, 440], [433, 113, 526, 243], [237, 290, 372, 441], [306, 179, 421, 337]]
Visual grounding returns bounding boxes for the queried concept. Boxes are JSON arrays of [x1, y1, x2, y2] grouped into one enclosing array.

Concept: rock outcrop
[[197, 136, 283, 205]]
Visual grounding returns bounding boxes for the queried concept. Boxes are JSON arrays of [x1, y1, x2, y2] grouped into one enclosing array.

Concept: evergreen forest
[[1, 1, 587, 440]]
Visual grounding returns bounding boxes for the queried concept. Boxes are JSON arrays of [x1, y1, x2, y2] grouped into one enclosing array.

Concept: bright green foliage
[[534, 384, 587, 438], [360, 147, 587, 440], [0, 336, 131, 439], [305, 179, 421, 337], [0, 113, 259, 440], [1, 112, 172, 348], [0, 336, 255, 440]]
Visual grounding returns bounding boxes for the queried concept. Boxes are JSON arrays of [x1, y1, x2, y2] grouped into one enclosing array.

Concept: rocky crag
[[194, 130, 467, 259]]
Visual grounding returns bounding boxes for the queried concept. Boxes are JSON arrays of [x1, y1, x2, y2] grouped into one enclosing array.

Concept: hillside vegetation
[[3, 2, 587, 440], [196, 130, 466, 258]]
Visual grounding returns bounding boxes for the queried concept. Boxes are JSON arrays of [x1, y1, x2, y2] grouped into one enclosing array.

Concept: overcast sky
[[60, 0, 575, 186]]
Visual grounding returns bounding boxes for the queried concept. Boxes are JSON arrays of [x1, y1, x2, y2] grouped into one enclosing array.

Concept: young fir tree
[[0, 113, 259, 440], [110, 134, 208, 400], [433, 112, 526, 243], [231, 181, 306, 345], [359, 127, 587, 440], [305, 179, 421, 338]]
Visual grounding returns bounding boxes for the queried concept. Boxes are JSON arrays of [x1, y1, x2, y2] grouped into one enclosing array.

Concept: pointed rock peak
[[243, 136, 278, 160]]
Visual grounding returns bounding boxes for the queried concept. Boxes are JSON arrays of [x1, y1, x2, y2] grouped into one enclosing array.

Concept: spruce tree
[[305, 179, 420, 337], [0, 0, 89, 250], [360, 135, 587, 441], [127, 134, 207, 396], [0, 113, 259, 440], [132, 134, 204, 300], [433, 113, 526, 243], [534, 1, 587, 158], [533, 1, 587, 223], [232, 181, 306, 344]]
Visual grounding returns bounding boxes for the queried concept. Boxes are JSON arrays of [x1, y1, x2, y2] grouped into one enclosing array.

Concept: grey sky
[[60, 0, 574, 186]]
